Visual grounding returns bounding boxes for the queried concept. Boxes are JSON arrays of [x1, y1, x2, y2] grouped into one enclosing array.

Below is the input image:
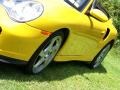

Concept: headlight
[[3, 0, 44, 22]]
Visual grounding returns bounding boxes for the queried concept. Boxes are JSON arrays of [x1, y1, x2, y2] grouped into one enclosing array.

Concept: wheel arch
[[53, 28, 70, 43]]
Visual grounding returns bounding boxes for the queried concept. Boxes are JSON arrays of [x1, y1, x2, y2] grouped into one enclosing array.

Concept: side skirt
[[0, 55, 27, 65]]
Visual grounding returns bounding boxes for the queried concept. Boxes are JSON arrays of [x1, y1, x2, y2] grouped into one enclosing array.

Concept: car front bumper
[[0, 5, 48, 63]]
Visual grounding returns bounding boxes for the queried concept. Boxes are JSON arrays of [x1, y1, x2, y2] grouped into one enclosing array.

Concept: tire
[[25, 31, 64, 74], [90, 43, 112, 69]]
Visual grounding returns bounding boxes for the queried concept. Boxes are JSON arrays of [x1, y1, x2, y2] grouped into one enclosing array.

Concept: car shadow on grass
[[0, 61, 107, 82]]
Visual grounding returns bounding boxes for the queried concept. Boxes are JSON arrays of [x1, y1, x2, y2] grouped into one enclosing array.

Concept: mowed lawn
[[0, 47, 120, 90]]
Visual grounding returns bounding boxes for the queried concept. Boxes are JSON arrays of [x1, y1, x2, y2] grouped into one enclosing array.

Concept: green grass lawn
[[0, 47, 120, 90]]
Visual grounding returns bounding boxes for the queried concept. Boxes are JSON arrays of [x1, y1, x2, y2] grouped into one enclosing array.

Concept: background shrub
[[101, 0, 120, 39]]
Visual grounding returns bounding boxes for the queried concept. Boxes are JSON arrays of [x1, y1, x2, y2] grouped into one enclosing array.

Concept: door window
[[65, 0, 90, 11]]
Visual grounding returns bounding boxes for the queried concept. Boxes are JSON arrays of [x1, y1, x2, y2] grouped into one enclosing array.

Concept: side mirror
[[90, 9, 108, 22]]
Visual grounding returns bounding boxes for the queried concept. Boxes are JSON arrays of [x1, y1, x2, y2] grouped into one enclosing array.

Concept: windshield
[[65, 0, 90, 11]]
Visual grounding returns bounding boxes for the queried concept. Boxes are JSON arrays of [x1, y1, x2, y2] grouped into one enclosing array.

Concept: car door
[[57, 0, 108, 60]]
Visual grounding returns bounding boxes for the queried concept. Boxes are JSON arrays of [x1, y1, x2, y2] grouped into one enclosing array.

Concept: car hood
[[26, 0, 79, 32]]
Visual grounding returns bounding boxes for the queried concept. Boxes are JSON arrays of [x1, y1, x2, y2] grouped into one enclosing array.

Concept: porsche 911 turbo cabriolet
[[0, 0, 117, 74]]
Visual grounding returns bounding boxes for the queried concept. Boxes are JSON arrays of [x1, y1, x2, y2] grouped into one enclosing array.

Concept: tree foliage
[[101, 0, 120, 39]]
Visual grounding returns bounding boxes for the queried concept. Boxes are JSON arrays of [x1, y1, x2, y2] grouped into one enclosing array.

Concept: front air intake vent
[[0, 27, 2, 34], [103, 28, 110, 40]]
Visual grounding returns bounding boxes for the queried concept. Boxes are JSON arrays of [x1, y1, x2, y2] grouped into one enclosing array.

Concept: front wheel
[[26, 31, 64, 74], [90, 43, 112, 69]]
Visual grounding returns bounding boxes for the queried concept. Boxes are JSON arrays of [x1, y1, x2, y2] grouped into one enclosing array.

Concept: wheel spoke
[[34, 57, 45, 68], [49, 37, 58, 49], [52, 45, 59, 54], [39, 50, 45, 57]]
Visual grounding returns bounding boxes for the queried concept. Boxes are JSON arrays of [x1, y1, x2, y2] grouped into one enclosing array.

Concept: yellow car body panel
[[0, 0, 118, 63], [0, 5, 48, 61], [55, 19, 117, 61]]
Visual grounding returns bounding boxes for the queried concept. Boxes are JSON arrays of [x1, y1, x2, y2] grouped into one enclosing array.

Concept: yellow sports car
[[0, 0, 117, 74]]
